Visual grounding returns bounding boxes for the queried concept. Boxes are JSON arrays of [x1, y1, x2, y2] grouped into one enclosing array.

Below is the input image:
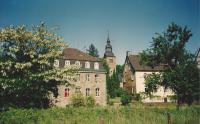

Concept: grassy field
[[0, 104, 199, 124]]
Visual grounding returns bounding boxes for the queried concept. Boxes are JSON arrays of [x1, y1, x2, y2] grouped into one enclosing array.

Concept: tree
[[0, 23, 78, 109], [87, 44, 99, 57], [140, 23, 199, 107], [121, 90, 132, 105], [105, 64, 124, 98]]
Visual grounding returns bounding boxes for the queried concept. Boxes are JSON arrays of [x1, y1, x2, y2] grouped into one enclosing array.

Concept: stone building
[[53, 48, 107, 107], [104, 35, 116, 76], [122, 52, 173, 103]]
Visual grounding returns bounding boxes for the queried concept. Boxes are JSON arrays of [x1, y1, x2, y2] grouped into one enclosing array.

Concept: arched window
[[86, 88, 90, 96], [85, 61, 90, 69], [64, 88, 70, 97], [54, 59, 59, 67], [96, 88, 100, 96], [94, 62, 99, 70], [65, 60, 70, 67], [75, 61, 80, 66]]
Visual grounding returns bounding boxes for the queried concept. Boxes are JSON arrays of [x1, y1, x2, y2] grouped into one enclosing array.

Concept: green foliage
[[0, 23, 78, 109], [87, 44, 99, 57], [85, 96, 95, 107], [132, 93, 142, 102], [106, 64, 124, 98], [0, 106, 199, 124], [139, 22, 200, 106], [71, 93, 85, 107], [121, 90, 132, 105], [144, 73, 162, 97]]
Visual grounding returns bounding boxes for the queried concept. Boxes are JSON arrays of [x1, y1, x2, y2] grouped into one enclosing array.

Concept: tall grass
[[0, 106, 199, 124]]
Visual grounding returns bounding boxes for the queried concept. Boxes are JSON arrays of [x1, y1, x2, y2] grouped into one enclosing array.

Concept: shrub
[[132, 93, 142, 101], [121, 91, 132, 105], [86, 96, 95, 107], [71, 93, 85, 107]]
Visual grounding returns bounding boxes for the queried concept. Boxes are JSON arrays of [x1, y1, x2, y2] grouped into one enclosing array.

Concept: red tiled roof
[[128, 55, 163, 71], [61, 48, 99, 61]]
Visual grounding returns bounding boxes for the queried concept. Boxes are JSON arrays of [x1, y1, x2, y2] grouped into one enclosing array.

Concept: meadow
[[0, 103, 199, 124]]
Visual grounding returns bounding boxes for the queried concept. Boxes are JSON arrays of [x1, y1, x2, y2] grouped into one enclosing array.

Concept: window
[[54, 60, 59, 67], [96, 88, 100, 96], [94, 62, 99, 70], [86, 88, 90, 96], [85, 61, 90, 69], [95, 74, 99, 82], [75, 87, 81, 93], [64, 88, 70, 97], [75, 61, 80, 66], [86, 74, 90, 81], [65, 60, 70, 67], [76, 74, 80, 82]]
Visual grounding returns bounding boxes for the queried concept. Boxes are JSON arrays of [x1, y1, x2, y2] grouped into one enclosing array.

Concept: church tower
[[104, 34, 116, 76]]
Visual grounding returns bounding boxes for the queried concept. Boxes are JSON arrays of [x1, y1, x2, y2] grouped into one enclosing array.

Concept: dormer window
[[65, 60, 70, 67], [94, 62, 99, 70], [75, 61, 80, 66], [85, 61, 90, 69], [54, 59, 59, 67]]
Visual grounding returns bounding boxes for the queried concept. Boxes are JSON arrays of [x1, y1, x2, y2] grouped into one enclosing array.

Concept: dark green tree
[[104, 64, 124, 98], [87, 44, 99, 57], [140, 23, 199, 107], [0, 23, 78, 109]]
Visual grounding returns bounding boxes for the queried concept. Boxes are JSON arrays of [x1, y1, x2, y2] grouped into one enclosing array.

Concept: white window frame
[[96, 88, 100, 96], [86, 88, 90, 96], [85, 61, 90, 69], [75, 61, 80, 66], [54, 59, 59, 67], [94, 62, 99, 70], [86, 74, 90, 81], [65, 60, 70, 67]]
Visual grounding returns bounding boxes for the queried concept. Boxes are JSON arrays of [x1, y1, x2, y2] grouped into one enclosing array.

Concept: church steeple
[[104, 33, 115, 58], [107, 32, 110, 43], [103, 33, 116, 76]]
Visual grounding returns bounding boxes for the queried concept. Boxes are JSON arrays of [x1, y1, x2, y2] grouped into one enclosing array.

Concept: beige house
[[53, 48, 107, 107], [122, 52, 173, 103]]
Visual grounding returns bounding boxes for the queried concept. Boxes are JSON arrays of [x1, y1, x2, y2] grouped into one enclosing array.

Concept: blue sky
[[0, 0, 199, 64]]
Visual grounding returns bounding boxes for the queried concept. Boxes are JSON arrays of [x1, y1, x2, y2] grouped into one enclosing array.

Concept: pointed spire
[[107, 31, 110, 43]]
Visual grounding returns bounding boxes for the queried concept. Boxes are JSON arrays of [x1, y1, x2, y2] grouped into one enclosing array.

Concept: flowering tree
[[0, 23, 78, 109]]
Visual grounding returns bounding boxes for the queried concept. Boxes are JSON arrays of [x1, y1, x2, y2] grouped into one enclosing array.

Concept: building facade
[[122, 52, 174, 103], [104, 36, 116, 76], [53, 48, 107, 107]]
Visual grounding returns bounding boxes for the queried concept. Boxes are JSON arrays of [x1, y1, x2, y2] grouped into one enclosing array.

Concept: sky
[[0, 0, 199, 64]]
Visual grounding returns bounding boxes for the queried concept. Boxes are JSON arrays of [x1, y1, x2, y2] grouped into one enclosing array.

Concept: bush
[[71, 93, 85, 107], [86, 96, 95, 107], [121, 91, 132, 105], [114, 88, 125, 97], [132, 93, 142, 101]]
